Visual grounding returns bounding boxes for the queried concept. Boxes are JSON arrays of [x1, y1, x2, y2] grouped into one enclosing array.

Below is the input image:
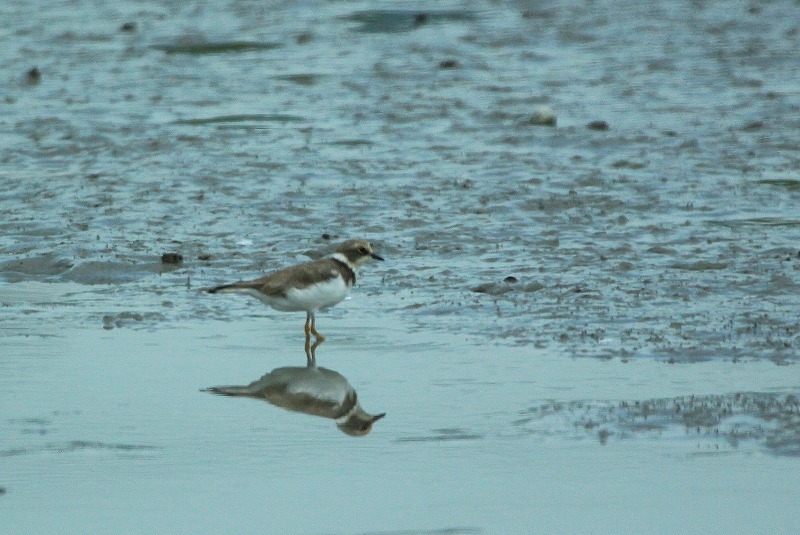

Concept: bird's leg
[[308, 311, 325, 342], [307, 337, 321, 366], [305, 339, 315, 366], [304, 311, 322, 365], [304, 312, 313, 354]]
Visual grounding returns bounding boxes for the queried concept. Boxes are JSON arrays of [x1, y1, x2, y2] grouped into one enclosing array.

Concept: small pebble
[[529, 106, 556, 127], [438, 59, 459, 69], [295, 32, 312, 44], [198, 254, 212, 261], [321, 233, 331, 240], [161, 253, 183, 264], [25, 67, 41, 85], [414, 13, 429, 25], [120, 22, 136, 32], [504, 276, 518, 283], [587, 120, 609, 131]]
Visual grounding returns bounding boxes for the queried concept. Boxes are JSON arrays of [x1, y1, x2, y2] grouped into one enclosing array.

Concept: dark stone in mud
[[161, 253, 183, 264], [295, 32, 312, 44], [439, 59, 460, 69], [120, 22, 136, 32], [0, 486, 6, 495], [587, 120, 609, 131], [198, 254, 212, 261], [25, 67, 41, 85], [504, 276, 518, 283], [414, 13, 428, 25]]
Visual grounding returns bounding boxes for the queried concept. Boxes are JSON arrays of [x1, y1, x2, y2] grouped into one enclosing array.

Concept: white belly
[[271, 276, 351, 312]]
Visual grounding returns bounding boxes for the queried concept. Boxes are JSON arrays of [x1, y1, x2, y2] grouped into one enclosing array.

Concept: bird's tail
[[207, 283, 245, 294], [200, 385, 256, 397]]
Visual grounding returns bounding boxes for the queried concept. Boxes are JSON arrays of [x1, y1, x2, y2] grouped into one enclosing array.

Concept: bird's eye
[[358, 247, 369, 255]]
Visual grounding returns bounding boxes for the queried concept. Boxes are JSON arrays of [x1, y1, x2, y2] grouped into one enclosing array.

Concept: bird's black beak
[[372, 413, 386, 422], [371, 253, 385, 261]]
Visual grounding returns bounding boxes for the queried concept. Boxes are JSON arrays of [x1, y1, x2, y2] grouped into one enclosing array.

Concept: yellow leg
[[303, 313, 311, 352], [308, 312, 325, 342], [304, 312, 323, 365]]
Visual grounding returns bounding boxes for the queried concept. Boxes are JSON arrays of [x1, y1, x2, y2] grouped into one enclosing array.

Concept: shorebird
[[208, 238, 383, 347]]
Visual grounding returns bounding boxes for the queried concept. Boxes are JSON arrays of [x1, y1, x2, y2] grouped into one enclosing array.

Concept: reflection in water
[[202, 341, 385, 436]]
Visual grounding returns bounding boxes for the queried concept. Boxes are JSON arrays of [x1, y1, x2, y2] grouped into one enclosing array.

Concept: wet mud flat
[[517, 392, 800, 457], [2, 1, 799, 364], [2, 0, 800, 533]]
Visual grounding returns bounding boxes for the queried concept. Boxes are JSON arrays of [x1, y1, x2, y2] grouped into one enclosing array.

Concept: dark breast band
[[331, 258, 356, 286]]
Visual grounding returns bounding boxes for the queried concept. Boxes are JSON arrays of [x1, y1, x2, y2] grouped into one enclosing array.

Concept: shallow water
[[2, 323, 799, 533], [2, 0, 800, 533]]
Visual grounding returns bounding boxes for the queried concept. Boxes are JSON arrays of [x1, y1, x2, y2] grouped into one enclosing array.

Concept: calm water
[[2, 1, 799, 533]]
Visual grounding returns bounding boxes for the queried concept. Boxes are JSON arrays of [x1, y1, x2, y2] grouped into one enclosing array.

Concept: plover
[[202, 364, 386, 436], [208, 238, 384, 345]]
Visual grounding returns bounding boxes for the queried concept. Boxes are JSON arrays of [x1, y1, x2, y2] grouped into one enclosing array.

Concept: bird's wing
[[252, 258, 341, 297]]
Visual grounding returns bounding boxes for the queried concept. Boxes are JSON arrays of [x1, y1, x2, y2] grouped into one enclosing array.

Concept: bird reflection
[[202, 341, 385, 436]]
